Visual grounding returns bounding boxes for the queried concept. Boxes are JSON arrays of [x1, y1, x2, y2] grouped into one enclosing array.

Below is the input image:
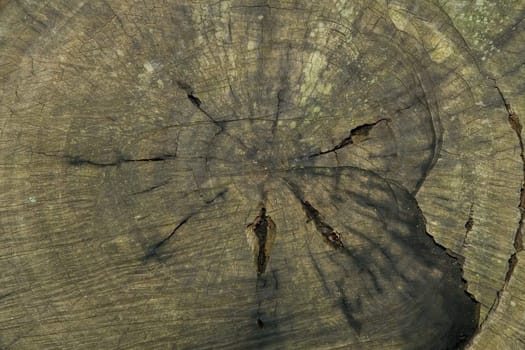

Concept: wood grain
[[0, 1, 523, 349]]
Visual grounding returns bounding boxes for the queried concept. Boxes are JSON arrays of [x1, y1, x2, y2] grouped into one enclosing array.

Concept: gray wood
[[0, 1, 523, 349]]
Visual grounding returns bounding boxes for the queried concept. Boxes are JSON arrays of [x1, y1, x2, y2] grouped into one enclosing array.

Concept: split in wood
[[246, 207, 276, 275], [284, 180, 345, 249], [145, 189, 228, 260], [68, 154, 177, 167], [308, 118, 391, 158], [300, 200, 344, 249], [34, 151, 177, 168]]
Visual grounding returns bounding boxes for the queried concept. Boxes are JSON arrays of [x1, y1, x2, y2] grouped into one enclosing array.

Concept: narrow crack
[[247, 207, 275, 275], [130, 180, 171, 196], [144, 188, 228, 260], [464, 204, 474, 233], [481, 82, 525, 324], [144, 215, 192, 260], [461, 204, 475, 252], [177, 81, 251, 151], [308, 118, 390, 158], [177, 80, 225, 131], [35, 151, 177, 167], [494, 83, 524, 251], [68, 154, 177, 167], [300, 200, 345, 249], [187, 93, 202, 108], [284, 180, 344, 249]]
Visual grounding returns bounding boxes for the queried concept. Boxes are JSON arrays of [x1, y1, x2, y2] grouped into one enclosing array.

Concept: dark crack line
[[68, 154, 177, 167], [300, 200, 344, 249], [247, 205, 276, 276], [144, 189, 228, 260], [187, 93, 202, 108], [252, 207, 270, 275], [285, 166, 477, 305], [177, 80, 225, 130], [177, 81, 251, 152], [189, 98, 221, 130], [483, 83, 525, 324], [145, 215, 192, 259], [308, 118, 390, 159], [464, 204, 474, 234], [494, 83, 524, 254], [283, 180, 344, 249], [462, 204, 475, 251], [35, 151, 177, 168], [130, 180, 171, 196]]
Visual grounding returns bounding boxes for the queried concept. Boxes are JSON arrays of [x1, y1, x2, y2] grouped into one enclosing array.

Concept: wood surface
[[0, 1, 524, 349]]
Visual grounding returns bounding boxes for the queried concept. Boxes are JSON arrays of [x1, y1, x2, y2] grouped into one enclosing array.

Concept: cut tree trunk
[[0, 1, 524, 349]]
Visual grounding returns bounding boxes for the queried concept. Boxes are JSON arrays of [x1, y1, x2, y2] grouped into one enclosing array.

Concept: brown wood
[[0, 1, 523, 349]]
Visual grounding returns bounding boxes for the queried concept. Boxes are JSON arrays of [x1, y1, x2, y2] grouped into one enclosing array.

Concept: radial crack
[[187, 93, 202, 108], [284, 181, 344, 248], [308, 118, 390, 158], [246, 207, 276, 275], [300, 200, 344, 249], [177, 80, 224, 131], [144, 189, 228, 260], [177, 81, 251, 151], [145, 215, 192, 259]]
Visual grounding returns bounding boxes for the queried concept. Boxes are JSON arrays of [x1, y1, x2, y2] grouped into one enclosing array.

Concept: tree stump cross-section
[[0, 1, 524, 349]]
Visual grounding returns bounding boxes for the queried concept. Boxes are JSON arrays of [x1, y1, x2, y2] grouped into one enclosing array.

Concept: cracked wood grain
[[246, 206, 276, 275], [308, 118, 391, 159], [0, 1, 523, 349]]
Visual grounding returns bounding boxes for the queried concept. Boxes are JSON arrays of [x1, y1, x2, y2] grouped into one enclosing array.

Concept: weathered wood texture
[[0, 1, 523, 349]]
